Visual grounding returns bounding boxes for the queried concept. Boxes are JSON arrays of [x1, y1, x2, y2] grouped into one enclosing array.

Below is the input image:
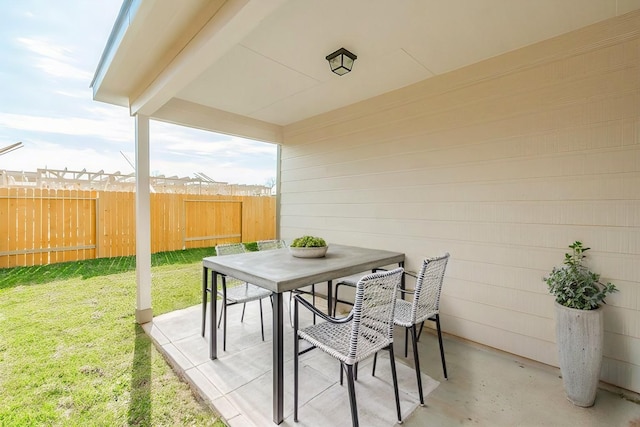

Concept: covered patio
[[92, 1, 640, 425], [144, 300, 639, 426]]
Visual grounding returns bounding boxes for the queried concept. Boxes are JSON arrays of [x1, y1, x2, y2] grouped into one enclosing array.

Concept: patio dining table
[[202, 243, 405, 424]]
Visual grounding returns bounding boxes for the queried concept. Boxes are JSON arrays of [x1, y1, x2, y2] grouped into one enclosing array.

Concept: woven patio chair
[[373, 252, 450, 405], [256, 239, 286, 250], [332, 267, 387, 316], [201, 243, 272, 351], [293, 268, 404, 427]]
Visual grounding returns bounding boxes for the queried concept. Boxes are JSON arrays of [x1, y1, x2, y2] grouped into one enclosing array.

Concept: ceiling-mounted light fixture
[[325, 47, 357, 76]]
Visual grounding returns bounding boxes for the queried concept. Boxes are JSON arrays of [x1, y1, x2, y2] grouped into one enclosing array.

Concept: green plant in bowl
[[289, 236, 328, 258], [290, 236, 327, 248]]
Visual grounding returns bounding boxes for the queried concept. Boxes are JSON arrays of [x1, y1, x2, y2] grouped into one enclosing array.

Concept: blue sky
[[0, 1, 277, 185]]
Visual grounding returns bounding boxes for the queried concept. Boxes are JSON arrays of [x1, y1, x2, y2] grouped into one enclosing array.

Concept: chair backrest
[[411, 253, 450, 324], [215, 243, 246, 256], [257, 239, 286, 251], [347, 267, 403, 364], [215, 243, 247, 287]]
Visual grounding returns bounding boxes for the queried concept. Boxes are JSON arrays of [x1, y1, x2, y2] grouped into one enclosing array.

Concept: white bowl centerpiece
[[289, 235, 328, 258]]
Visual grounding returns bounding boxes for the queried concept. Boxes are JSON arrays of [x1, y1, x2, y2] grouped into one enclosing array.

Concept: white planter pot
[[555, 302, 604, 407]]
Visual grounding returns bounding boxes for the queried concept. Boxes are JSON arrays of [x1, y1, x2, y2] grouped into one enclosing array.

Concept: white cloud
[[156, 136, 234, 155], [150, 121, 277, 157], [0, 5, 276, 187], [17, 37, 69, 60], [16, 37, 92, 81], [54, 89, 89, 99], [37, 57, 93, 80], [0, 112, 132, 142]]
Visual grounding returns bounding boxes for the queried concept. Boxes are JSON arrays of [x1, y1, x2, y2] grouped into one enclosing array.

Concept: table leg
[[202, 266, 207, 336], [210, 270, 218, 360], [272, 292, 284, 424], [326, 280, 333, 316]]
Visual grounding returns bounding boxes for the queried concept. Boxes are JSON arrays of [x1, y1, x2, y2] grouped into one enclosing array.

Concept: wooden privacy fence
[[0, 188, 276, 268]]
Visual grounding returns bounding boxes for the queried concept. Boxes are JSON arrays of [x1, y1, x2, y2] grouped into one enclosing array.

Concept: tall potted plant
[[544, 241, 617, 407]]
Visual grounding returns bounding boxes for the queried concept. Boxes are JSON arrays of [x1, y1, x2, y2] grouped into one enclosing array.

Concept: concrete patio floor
[[144, 299, 640, 427]]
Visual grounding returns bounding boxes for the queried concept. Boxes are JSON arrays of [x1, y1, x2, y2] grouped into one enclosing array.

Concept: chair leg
[[241, 302, 246, 322], [223, 301, 227, 352], [288, 292, 294, 328], [311, 284, 316, 324], [345, 364, 359, 427], [372, 348, 402, 422], [404, 327, 409, 358], [417, 321, 424, 341], [333, 282, 348, 316], [434, 314, 448, 379], [259, 299, 265, 342], [333, 282, 355, 316], [372, 352, 378, 376], [337, 359, 357, 384], [220, 277, 228, 351], [293, 298, 299, 422], [217, 303, 224, 328], [388, 344, 403, 423], [201, 289, 208, 337], [410, 325, 424, 405]]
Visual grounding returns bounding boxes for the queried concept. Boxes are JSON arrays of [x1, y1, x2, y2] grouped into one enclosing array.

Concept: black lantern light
[[325, 48, 357, 76]]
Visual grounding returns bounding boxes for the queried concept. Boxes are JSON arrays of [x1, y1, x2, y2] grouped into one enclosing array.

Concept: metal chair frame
[[293, 268, 404, 427], [373, 253, 450, 406], [201, 243, 272, 351]]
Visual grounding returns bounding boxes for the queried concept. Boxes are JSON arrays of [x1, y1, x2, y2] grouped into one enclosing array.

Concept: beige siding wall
[[280, 11, 640, 392]]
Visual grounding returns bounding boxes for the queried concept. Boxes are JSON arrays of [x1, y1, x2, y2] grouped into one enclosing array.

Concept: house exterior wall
[[280, 11, 640, 393]]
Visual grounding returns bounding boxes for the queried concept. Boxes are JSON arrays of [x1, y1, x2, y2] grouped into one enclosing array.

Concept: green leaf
[[544, 241, 618, 310]]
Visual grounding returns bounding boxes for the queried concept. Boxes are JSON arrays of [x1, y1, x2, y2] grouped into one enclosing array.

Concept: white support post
[[135, 114, 153, 323], [275, 144, 281, 238]]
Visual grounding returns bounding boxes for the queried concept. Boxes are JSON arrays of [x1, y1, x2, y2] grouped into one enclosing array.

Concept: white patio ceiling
[[92, 0, 640, 132]]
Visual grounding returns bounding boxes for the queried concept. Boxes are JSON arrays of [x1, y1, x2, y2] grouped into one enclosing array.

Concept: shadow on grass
[[0, 246, 222, 290], [128, 324, 152, 427]]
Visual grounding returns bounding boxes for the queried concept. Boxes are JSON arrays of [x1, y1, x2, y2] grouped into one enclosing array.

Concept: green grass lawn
[[0, 248, 228, 426]]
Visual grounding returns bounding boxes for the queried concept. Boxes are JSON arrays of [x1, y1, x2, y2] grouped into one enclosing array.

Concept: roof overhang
[[91, 0, 640, 142]]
